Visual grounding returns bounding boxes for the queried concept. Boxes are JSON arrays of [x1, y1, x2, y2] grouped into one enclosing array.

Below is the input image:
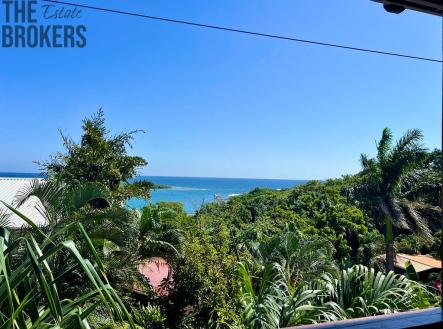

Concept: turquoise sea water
[[0, 173, 306, 213], [129, 176, 306, 213]]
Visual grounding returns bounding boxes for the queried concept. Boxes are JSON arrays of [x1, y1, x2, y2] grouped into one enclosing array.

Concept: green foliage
[[14, 178, 112, 228], [138, 203, 184, 261], [405, 261, 419, 282], [237, 261, 433, 328], [320, 265, 431, 318], [39, 109, 153, 203], [12, 180, 188, 301], [165, 215, 238, 328], [395, 234, 437, 255], [356, 230, 384, 267], [132, 304, 166, 329], [0, 209, 135, 328], [287, 180, 369, 263], [247, 223, 338, 286], [351, 127, 432, 272], [10, 178, 141, 294], [237, 250, 340, 328], [236, 225, 433, 326], [401, 149, 441, 205], [16, 106, 190, 301], [171, 134, 440, 327], [199, 179, 369, 265], [7, 121, 440, 329]]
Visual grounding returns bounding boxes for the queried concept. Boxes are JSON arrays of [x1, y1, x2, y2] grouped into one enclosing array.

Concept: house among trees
[[138, 257, 170, 295], [395, 253, 441, 277], [377, 252, 441, 281]]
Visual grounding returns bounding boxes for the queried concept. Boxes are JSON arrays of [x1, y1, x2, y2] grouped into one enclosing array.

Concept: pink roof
[[138, 258, 170, 294]]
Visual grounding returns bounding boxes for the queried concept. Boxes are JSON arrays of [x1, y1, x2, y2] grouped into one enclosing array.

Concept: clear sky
[[0, 0, 441, 179]]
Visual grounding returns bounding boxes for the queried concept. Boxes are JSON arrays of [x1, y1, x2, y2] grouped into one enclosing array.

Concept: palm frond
[[14, 179, 63, 211], [398, 200, 432, 239], [249, 224, 337, 287], [319, 264, 428, 318], [237, 262, 282, 329], [65, 182, 111, 211], [392, 129, 424, 155], [377, 127, 393, 166], [0, 209, 11, 228], [387, 198, 410, 230]]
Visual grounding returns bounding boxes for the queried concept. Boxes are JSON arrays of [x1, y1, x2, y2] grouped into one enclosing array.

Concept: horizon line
[[0, 171, 317, 182]]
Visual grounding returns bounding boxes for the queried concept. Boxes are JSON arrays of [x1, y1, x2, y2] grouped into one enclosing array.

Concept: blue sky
[[0, 0, 441, 179]]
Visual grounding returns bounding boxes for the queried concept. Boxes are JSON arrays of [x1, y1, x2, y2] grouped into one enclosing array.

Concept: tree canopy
[[39, 109, 153, 203]]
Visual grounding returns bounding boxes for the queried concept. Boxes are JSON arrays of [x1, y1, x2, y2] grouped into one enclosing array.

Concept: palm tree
[[237, 225, 340, 328], [14, 179, 183, 292], [138, 205, 183, 260], [11, 179, 144, 294], [247, 223, 337, 286], [400, 148, 441, 206], [352, 128, 430, 272]]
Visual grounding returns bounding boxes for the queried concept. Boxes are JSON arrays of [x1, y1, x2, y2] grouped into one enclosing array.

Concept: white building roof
[[0, 178, 47, 228]]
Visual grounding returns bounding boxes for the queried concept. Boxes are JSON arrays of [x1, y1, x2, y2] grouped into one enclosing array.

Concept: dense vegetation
[[0, 203, 136, 328], [1, 112, 441, 328], [164, 167, 440, 327]]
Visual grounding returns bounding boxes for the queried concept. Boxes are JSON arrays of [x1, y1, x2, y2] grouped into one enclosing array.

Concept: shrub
[[0, 203, 135, 328]]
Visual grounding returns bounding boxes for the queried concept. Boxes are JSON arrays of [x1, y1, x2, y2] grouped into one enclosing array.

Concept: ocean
[[130, 176, 307, 213], [0, 173, 306, 213]]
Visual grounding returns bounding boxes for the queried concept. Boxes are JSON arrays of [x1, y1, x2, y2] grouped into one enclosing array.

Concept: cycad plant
[[237, 226, 433, 328], [319, 265, 431, 318], [352, 128, 429, 272], [237, 262, 281, 329], [237, 261, 432, 329], [238, 224, 340, 328], [247, 223, 337, 286], [237, 261, 341, 329], [0, 202, 135, 329]]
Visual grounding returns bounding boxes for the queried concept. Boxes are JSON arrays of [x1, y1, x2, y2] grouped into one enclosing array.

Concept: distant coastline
[[0, 172, 307, 182], [0, 173, 307, 213]]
